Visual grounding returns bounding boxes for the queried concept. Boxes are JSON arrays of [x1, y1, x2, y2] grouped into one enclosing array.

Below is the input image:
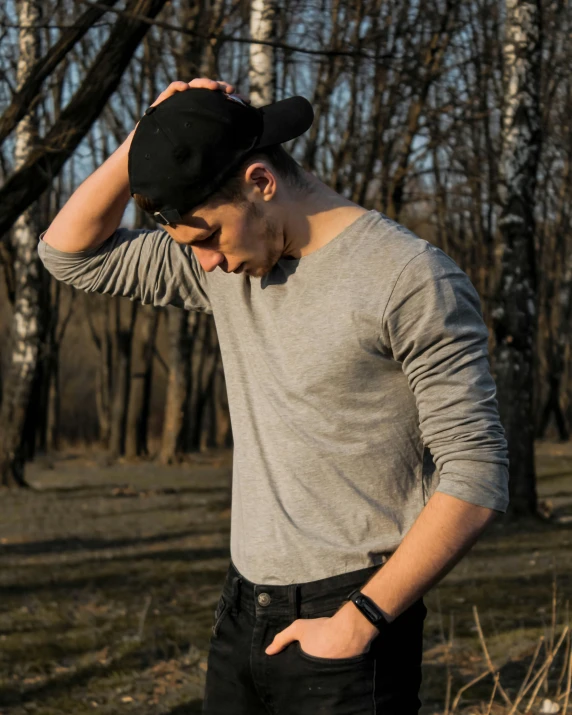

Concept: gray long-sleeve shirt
[[38, 210, 509, 584]]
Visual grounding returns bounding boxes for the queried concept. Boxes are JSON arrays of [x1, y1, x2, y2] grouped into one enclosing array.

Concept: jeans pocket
[[212, 595, 230, 637], [294, 640, 372, 666]]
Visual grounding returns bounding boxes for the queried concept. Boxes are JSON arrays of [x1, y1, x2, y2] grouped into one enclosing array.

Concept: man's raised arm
[[41, 128, 135, 253], [38, 79, 239, 312], [41, 78, 236, 253]]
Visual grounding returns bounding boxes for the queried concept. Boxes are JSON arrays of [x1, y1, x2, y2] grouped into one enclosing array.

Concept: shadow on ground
[[0, 446, 571, 714]]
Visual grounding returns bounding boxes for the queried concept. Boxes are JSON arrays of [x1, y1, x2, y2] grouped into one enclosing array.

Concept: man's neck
[[280, 176, 369, 260]]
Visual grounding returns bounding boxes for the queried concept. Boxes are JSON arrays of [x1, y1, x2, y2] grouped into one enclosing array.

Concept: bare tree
[[108, 298, 138, 458], [492, 0, 542, 516], [84, 295, 113, 448], [160, 307, 192, 464], [0, 0, 120, 145], [2, 0, 569, 478], [0, 0, 169, 238], [0, 0, 43, 487], [44, 284, 75, 452], [249, 0, 275, 106], [125, 305, 160, 458]]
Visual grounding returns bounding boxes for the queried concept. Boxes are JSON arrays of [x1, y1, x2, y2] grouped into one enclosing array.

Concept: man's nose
[[193, 247, 224, 272]]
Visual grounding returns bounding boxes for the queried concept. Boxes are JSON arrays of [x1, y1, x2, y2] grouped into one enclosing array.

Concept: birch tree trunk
[[492, 0, 542, 516], [249, 0, 276, 107], [0, 0, 43, 488]]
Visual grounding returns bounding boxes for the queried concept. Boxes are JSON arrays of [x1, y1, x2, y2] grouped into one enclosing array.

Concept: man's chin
[[240, 256, 279, 278], [242, 265, 261, 278], [250, 266, 274, 278]]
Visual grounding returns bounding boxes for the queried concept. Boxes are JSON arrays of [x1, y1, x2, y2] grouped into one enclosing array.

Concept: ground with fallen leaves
[[0, 442, 571, 714]]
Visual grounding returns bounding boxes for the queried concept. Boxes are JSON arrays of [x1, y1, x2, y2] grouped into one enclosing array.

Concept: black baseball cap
[[128, 88, 314, 225]]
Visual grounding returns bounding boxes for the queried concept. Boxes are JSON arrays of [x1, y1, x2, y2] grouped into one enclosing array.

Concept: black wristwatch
[[347, 589, 391, 632]]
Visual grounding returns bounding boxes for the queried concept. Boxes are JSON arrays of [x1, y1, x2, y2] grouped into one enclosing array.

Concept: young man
[[38, 77, 509, 714]]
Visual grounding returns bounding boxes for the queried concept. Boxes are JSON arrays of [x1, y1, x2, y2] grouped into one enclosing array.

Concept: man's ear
[[244, 162, 277, 202]]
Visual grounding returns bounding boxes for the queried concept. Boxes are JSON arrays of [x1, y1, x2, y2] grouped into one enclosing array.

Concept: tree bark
[[249, 0, 276, 107], [188, 312, 208, 451], [492, 0, 542, 516], [45, 283, 75, 452], [126, 305, 160, 458], [191, 315, 219, 451], [198, 0, 226, 78], [212, 358, 232, 448], [0, 0, 43, 488], [199, 323, 221, 451], [47, 350, 61, 452], [108, 298, 137, 459], [84, 295, 113, 449], [175, 0, 209, 79], [159, 307, 192, 464]]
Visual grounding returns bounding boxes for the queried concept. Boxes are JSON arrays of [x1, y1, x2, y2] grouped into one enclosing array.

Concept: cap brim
[[257, 96, 314, 148]]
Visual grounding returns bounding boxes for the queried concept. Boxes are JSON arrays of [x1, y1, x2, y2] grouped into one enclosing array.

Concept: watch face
[[351, 591, 388, 628]]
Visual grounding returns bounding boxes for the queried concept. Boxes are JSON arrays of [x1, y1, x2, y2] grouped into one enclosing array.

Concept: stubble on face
[[244, 202, 284, 277]]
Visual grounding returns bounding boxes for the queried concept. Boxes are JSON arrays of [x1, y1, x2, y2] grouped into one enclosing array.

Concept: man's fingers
[[149, 81, 194, 108], [188, 77, 235, 93], [148, 78, 238, 111], [265, 622, 299, 655], [189, 79, 250, 103]]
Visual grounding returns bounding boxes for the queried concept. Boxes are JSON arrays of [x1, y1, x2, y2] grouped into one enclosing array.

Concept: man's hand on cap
[[148, 78, 250, 111]]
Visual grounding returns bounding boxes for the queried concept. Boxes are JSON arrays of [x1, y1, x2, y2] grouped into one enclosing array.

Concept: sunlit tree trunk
[[492, 0, 542, 516], [249, 0, 276, 107], [0, 0, 43, 488]]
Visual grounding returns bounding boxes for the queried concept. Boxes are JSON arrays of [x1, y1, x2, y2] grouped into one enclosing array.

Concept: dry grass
[[427, 568, 572, 715]]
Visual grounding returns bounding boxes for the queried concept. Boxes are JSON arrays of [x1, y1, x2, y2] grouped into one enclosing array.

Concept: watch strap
[[348, 589, 390, 631]]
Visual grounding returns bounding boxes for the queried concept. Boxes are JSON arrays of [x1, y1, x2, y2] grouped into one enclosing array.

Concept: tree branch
[[79, 0, 395, 62], [0, 0, 120, 145], [0, 0, 169, 240]]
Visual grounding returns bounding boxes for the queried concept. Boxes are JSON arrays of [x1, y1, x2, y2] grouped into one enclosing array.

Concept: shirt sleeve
[[381, 243, 509, 512], [37, 226, 212, 313]]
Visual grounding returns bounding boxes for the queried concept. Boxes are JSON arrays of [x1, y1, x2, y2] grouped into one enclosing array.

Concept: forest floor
[[0, 442, 571, 715]]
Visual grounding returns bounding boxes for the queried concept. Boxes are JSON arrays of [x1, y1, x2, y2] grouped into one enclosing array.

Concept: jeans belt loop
[[230, 576, 241, 616], [287, 583, 300, 620]]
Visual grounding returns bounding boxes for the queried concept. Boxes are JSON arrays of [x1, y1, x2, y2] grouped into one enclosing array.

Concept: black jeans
[[202, 559, 427, 714]]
